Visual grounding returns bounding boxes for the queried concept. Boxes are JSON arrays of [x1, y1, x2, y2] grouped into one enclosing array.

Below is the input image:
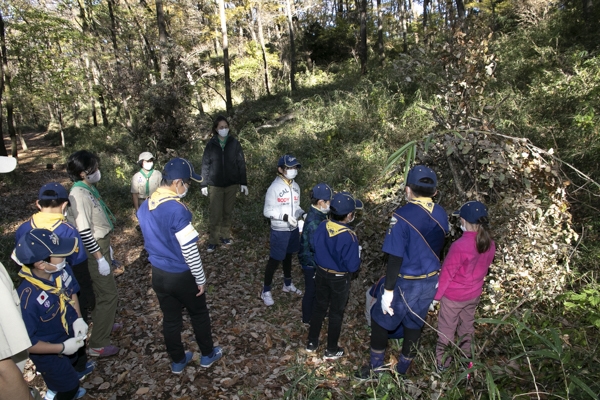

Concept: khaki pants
[[86, 234, 118, 348], [208, 185, 238, 245]]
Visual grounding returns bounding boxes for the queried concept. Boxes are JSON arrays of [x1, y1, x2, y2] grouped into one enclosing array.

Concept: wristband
[[60, 342, 65, 354], [283, 214, 289, 222]]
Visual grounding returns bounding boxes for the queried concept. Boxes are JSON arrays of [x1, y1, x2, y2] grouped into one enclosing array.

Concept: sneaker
[[207, 244, 217, 253], [282, 283, 302, 295], [323, 347, 345, 360], [220, 238, 233, 245], [355, 365, 382, 381], [261, 291, 274, 306], [171, 351, 193, 374], [306, 341, 318, 353], [77, 361, 96, 380], [200, 346, 223, 368], [88, 345, 120, 358], [45, 387, 85, 400]]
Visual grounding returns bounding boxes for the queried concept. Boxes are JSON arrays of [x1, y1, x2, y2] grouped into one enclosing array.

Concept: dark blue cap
[[38, 182, 69, 201], [15, 229, 78, 264], [163, 158, 202, 182], [406, 165, 437, 188], [277, 155, 301, 169], [330, 192, 363, 215], [455, 201, 488, 224], [311, 183, 333, 201]]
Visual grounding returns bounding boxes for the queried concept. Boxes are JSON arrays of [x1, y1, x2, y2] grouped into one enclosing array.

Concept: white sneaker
[[282, 283, 302, 295], [261, 291, 274, 306]]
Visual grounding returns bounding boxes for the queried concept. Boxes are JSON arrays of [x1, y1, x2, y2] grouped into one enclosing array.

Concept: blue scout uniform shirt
[[15, 214, 87, 267], [313, 220, 361, 273], [137, 191, 198, 273], [382, 201, 449, 276], [18, 265, 80, 346], [298, 206, 329, 268]]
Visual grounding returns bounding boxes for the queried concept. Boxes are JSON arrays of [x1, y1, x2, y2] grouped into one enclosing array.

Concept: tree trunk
[[16, 114, 27, 151], [218, 0, 233, 113], [285, 0, 297, 91], [108, 0, 132, 128], [0, 11, 8, 157], [92, 61, 109, 126], [376, 0, 385, 66], [0, 10, 17, 157], [359, 0, 368, 74], [56, 102, 65, 147], [257, 2, 271, 95], [582, 0, 593, 21], [456, 0, 465, 20], [155, 0, 169, 80], [401, 0, 408, 53]]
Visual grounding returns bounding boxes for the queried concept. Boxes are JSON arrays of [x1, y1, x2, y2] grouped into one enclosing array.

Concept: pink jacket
[[435, 232, 495, 302]]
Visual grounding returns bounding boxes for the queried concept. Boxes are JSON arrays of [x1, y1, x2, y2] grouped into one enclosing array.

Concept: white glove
[[429, 300, 439, 312], [381, 289, 395, 316], [287, 216, 298, 228], [201, 187, 208, 196], [72, 318, 88, 339], [240, 185, 248, 196], [97, 256, 111, 276], [298, 220, 305, 233], [61, 337, 85, 355]]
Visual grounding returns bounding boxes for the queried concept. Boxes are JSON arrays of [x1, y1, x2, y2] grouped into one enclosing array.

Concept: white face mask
[[45, 260, 66, 273], [176, 181, 188, 198], [143, 161, 154, 171], [460, 225, 467, 232], [284, 169, 298, 180], [348, 213, 355, 224], [218, 128, 229, 137], [321, 206, 330, 213], [86, 170, 101, 183]]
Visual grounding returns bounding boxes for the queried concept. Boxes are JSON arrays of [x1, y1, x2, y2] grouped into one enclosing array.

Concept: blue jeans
[[307, 268, 351, 351], [302, 267, 316, 323], [152, 267, 215, 362]]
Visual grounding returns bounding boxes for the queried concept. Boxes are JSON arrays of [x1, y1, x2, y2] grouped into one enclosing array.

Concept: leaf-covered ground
[[7, 131, 461, 399]]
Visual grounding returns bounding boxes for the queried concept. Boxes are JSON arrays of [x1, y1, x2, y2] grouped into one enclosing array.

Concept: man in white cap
[[131, 152, 162, 211], [0, 156, 36, 400]]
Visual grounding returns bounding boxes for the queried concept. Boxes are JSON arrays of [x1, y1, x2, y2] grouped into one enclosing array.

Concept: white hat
[[138, 152, 154, 162], [0, 156, 17, 173]]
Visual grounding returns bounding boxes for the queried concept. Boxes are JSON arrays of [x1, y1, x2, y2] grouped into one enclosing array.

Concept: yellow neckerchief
[[278, 174, 293, 187], [409, 196, 435, 213], [325, 220, 357, 239], [18, 267, 75, 334], [31, 212, 66, 231], [148, 187, 181, 211]]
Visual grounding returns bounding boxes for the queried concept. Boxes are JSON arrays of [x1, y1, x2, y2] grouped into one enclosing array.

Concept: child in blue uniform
[[298, 183, 333, 324], [357, 165, 449, 379], [14, 183, 95, 384], [15, 229, 87, 400], [306, 192, 363, 360]]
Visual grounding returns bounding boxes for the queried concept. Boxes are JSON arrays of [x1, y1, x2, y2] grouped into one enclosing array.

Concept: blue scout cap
[[455, 201, 488, 224], [330, 192, 363, 215], [15, 229, 78, 264], [163, 158, 202, 182], [38, 182, 69, 201], [406, 165, 437, 188], [311, 183, 333, 201], [277, 155, 301, 169]]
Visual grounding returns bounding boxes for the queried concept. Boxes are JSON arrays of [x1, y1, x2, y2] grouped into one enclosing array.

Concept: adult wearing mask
[[200, 116, 248, 253], [131, 152, 162, 211], [67, 150, 120, 358]]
